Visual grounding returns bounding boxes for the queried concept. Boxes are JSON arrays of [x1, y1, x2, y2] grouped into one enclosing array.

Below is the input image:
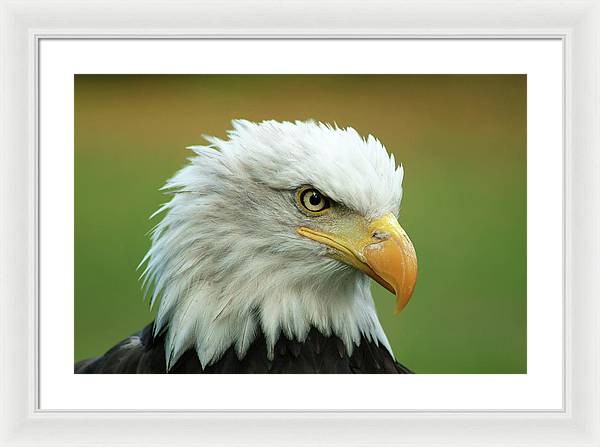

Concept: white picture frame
[[1, 0, 599, 445]]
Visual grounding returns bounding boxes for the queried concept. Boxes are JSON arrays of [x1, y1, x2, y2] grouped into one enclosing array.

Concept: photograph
[[6, 0, 598, 442], [73, 74, 526, 374]]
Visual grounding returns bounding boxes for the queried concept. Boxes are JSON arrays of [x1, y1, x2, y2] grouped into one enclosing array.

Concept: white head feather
[[140, 120, 405, 369]]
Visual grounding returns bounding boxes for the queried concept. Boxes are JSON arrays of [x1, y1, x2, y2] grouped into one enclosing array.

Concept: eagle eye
[[297, 187, 331, 215]]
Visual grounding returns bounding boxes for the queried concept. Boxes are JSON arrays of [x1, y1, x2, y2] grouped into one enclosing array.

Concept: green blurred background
[[75, 75, 526, 373]]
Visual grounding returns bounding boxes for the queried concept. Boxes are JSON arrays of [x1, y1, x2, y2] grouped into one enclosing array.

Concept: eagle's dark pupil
[[309, 193, 321, 206]]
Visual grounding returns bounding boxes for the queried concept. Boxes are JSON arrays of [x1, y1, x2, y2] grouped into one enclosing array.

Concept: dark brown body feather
[[75, 322, 412, 374]]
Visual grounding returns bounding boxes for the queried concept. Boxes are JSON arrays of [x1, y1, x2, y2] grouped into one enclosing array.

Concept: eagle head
[[141, 120, 417, 369]]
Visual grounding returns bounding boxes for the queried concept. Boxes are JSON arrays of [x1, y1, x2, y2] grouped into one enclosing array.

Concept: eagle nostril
[[371, 230, 390, 241]]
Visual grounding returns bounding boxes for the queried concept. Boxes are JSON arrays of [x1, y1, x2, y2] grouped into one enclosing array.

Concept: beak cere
[[297, 213, 418, 314]]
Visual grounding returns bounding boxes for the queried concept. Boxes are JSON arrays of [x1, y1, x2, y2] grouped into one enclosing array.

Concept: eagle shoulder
[[75, 323, 166, 373]]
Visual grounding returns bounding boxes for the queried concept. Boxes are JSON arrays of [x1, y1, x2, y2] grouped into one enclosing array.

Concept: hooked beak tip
[[363, 215, 418, 314]]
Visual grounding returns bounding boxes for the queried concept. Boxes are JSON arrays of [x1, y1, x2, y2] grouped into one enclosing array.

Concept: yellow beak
[[298, 213, 418, 314]]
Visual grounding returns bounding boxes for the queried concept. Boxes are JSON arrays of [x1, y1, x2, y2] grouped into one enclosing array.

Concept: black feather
[[335, 338, 346, 359], [75, 321, 413, 374]]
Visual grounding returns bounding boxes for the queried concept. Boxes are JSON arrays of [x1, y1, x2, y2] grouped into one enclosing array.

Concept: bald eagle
[[75, 120, 418, 374]]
